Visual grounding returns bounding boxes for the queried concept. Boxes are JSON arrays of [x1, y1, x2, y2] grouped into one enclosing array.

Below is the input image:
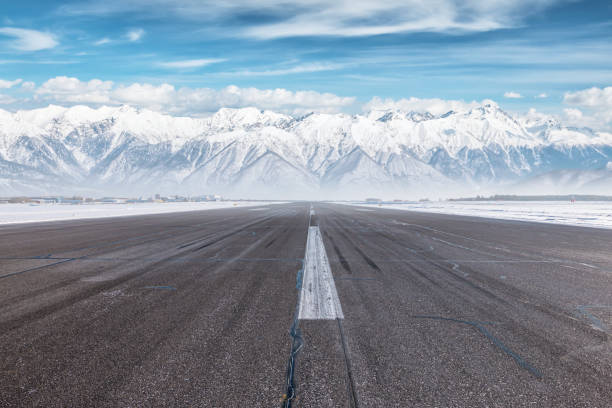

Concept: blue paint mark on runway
[[144, 286, 177, 290], [577, 305, 610, 332], [295, 259, 304, 290]]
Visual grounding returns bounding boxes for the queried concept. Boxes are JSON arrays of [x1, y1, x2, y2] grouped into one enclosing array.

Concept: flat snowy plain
[[0, 201, 279, 225], [349, 201, 612, 230]]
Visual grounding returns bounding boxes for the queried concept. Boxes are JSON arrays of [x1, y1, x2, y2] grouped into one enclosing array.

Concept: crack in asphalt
[[337, 318, 359, 408], [282, 258, 305, 408], [282, 206, 312, 408]]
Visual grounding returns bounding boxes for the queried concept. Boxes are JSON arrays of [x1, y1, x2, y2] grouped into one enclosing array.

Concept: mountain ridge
[[1, 104, 611, 198]]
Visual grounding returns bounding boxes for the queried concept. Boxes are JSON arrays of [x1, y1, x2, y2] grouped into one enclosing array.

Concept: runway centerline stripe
[[298, 226, 344, 320]]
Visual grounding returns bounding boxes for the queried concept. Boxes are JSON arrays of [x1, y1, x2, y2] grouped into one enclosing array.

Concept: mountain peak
[[209, 106, 291, 129]]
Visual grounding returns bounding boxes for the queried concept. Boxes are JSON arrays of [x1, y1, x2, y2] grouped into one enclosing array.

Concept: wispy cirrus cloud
[[94, 37, 112, 46], [158, 59, 226, 69], [227, 62, 346, 77], [0, 27, 58, 51], [58, 0, 565, 38], [0, 59, 78, 65]]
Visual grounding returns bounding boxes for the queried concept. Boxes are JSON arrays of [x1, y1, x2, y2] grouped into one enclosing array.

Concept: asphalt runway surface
[[1, 203, 611, 407]]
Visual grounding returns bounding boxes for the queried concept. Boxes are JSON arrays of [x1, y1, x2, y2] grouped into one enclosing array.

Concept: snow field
[[350, 201, 612, 230], [0, 201, 280, 225]]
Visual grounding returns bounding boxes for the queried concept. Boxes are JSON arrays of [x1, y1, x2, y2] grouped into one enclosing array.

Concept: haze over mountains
[[1, 104, 611, 199]]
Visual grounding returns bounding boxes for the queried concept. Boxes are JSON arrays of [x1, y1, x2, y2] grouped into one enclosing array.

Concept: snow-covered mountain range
[[1, 104, 611, 199]]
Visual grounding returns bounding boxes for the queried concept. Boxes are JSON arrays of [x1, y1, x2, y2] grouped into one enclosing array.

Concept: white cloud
[[31, 76, 355, 115], [94, 37, 111, 46], [564, 86, 612, 108], [520, 107, 556, 124], [158, 59, 226, 69], [0, 27, 58, 51], [363, 96, 497, 116], [36, 76, 114, 104], [126, 28, 145, 42], [229, 62, 345, 76], [0, 78, 22, 89], [504, 91, 522, 99], [0, 94, 17, 105], [60, 0, 563, 38], [21, 81, 36, 90], [563, 108, 583, 121], [113, 83, 176, 106], [535, 93, 548, 98], [563, 86, 612, 130]]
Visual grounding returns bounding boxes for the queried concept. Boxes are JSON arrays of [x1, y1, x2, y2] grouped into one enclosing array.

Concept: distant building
[[30, 197, 58, 204], [365, 197, 382, 203]]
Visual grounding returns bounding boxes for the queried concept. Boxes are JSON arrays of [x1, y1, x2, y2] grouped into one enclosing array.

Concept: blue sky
[[1, 0, 611, 126]]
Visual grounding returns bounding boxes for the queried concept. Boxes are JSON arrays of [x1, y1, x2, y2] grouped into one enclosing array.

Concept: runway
[[1, 203, 611, 407]]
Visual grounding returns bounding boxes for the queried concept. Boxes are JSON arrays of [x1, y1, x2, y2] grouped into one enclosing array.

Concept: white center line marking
[[299, 226, 344, 320]]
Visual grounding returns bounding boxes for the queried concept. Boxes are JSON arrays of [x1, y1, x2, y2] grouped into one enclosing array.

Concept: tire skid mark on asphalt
[[307, 207, 359, 407], [335, 230, 381, 272], [391, 219, 608, 271], [0, 256, 74, 260], [310, 206, 612, 402], [412, 315, 543, 378], [0, 237, 204, 330], [0, 213, 284, 332], [0, 256, 590, 265], [324, 209, 410, 407], [332, 207, 541, 372], [350, 206, 603, 361], [0, 218, 232, 278], [0, 258, 77, 280], [1, 212, 277, 279], [178, 215, 276, 249], [334, 214, 507, 304], [264, 237, 277, 248], [191, 220, 274, 251], [51, 222, 217, 255], [323, 231, 352, 274], [86, 256, 302, 263], [429, 236, 508, 260], [91, 225, 284, 405], [343, 213, 599, 322]]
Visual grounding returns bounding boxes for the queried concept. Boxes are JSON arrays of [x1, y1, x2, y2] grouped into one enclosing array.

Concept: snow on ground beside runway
[[349, 201, 612, 230], [0, 201, 281, 225]]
